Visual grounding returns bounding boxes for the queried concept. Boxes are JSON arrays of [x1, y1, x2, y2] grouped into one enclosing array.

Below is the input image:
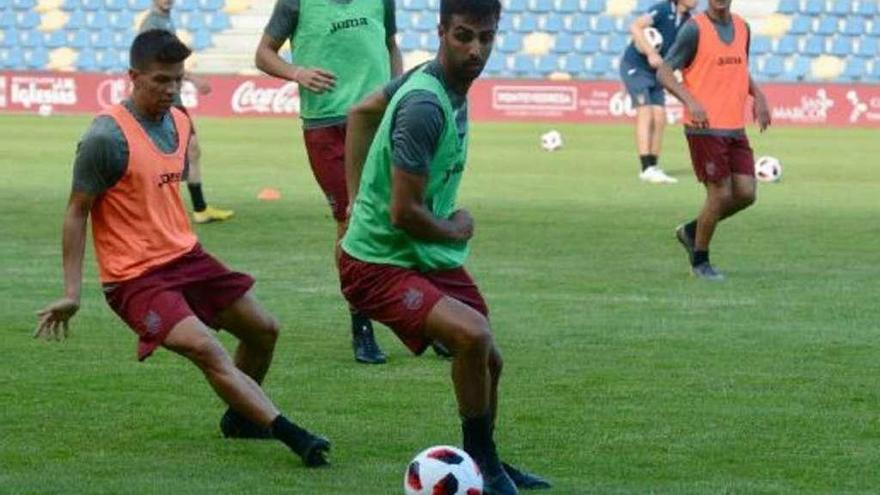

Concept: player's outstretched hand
[[294, 68, 337, 94], [753, 94, 771, 132], [34, 297, 79, 341], [449, 209, 474, 241]]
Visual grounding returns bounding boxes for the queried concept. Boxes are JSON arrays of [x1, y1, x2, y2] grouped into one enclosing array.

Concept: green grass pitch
[[1, 113, 878, 494]]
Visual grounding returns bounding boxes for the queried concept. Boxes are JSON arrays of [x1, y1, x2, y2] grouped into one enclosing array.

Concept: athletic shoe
[[639, 166, 679, 184], [219, 408, 273, 440], [483, 468, 519, 495], [352, 322, 386, 364], [692, 262, 725, 281], [430, 340, 453, 359], [193, 205, 234, 224], [502, 462, 552, 490], [675, 223, 695, 265], [297, 434, 331, 468]]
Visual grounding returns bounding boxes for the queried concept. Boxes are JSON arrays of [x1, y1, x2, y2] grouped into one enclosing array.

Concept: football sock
[[461, 413, 502, 476], [693, 250, 709, 267], [350, 310, 370, 336], [639, 155, 652, 171], [271, 415, 314, 454], [648, 154, 658, 167], [684, 220, 698, 240], [187, 183, 207, 212]]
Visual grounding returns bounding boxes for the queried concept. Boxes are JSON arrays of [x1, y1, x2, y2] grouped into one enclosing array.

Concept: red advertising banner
[[1, 70, 879, 127]]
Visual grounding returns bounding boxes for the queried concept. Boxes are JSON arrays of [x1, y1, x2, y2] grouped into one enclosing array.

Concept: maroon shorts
[[103, 244, 254, 361], [685, 133, 754, 183], [339, 251, 489, 355], [303, 124, 348, 222]]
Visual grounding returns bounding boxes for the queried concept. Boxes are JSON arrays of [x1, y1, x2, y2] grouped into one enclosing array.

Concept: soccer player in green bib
[[255, 0, 403, 365], [339, 1, 549, 493]]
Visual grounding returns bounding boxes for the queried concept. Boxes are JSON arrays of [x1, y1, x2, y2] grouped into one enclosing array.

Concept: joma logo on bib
[[330, 17, 368, 34]]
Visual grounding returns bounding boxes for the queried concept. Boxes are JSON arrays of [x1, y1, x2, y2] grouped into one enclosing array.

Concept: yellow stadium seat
[[607, 0, 636, 17], [36, 0, 63, 13], [39, 9, 68, 32], [548, 71, 572, 81], [224, 0, 251, 14], [403, 50, 433, 71], [48, 47, 76, 71], [811, 55, 844, 80], [757, 14, 792, 38], [522, 32, 553, 56]]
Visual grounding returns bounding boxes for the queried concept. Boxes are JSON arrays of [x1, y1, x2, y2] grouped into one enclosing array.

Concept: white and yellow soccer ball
[[642, 26, 664, 52], [540, 130, 563, 151], [755, 155, 783, 183], [404, 445, 483, 495]]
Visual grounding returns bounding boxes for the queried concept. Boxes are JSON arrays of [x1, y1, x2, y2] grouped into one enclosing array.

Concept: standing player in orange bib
[[656, 0, 771, 280], [34, 30, 329, 467]]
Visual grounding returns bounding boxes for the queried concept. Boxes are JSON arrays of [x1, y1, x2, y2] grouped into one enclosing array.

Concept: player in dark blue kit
[[620, 0, 697, 184]]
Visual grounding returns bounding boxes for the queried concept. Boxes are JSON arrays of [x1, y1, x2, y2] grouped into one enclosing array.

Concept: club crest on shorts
[[143, 310, 162, 336], [402, 287, 424, 311]]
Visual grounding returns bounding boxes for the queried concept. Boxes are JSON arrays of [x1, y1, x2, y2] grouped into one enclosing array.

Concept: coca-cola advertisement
[[1, 70, 878, 127]]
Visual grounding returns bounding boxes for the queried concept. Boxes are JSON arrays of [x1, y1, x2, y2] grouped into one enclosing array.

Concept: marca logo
[[846, 90, 868, 123], [492, 85, 577, 111], [771, 88, 834, 123], [231, 80, 300, 115], [97, 78, 131, 109], [10, 76, 77, 109], [0, 76, 6, 108]]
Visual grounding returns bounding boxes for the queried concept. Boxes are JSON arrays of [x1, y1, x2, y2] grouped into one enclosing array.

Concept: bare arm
[[345, 90, 391, 206], [35, 191, 94, 340], [656, 62, 708, 129], [254, 33, 336, 93], [387, 35, 403, 77], [749, 75, 771, 132], [629, 14, 662, 68], [390, 168, 473, 243]]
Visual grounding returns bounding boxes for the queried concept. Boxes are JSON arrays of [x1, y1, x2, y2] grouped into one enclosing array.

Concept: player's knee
[[737, 189, 757, 209], [186, 337, 230, 373], [261, 316, 280, 349], [456, 319, 493, 355], [488, 346, 504, 378]]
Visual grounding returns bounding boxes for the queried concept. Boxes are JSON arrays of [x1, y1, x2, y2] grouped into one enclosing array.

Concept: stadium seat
[[0, 0, 8, 7], [584, 0, 606, 14], [504, 0, 526, 13], [112, 29, 132, 48], [19, 29, 43, 47], [109, 10, 133, 30], [578, 33, 601, 53], [484, 52, 506, 75], [543, 14, 564, 32], [2, 47, 24, 68], [589, 53, 611, 76], [635, 0, 653, 13], [774, 35, 798, 56], [424, 34, 438, 50], [843, 16, 866, 36], [68, 28, 88, 47], [569, 15, 590, 33], [871, 60, 880, 80], [777, 0, 798, 14], [36, 0, 62, 11], [804, 36, 826, 56], [762, 55, 784, 79], [750, 35, 771, 56], [24, 46, 49, 68], [206, 11, 230, 31], [856, 37, 877, 58], [47, 45, 75, 69], [81, 0, 100, 9], [515, 14, 537, 32], [13, 0, 35, 9], [816, 16, 839, 36], [558, 0, 578, 13], [842, 57, 866, 80], [830, 36, 853, 56], [0, 10, 15, 28], [788, 14, 812, 35], [91, 28, 113, 47], [183, 12, 207, 31], [867, 20, 880, 37], [559, 55, 585, 74], [65, 9, 85, 28], [536, 54, 557, 75], [496, 32, 522, 53], [87, 10, 109, 29], [177, 0, 196, 11], [523, 32, 553, 55], [39, 9, 68, 30], [830, 0, 850, 16], [530, 0, 552, 14], [104, 0, 124, 10], [553, 32, 574, 53], [511, 54, 534, 75], [192, 28, 211, 50], [497, 13, 513, 32], [199, 0, 223, 11], [17, 10, 40, 28], [593, 15, 614, 34], [856, 1, 877, 17], [399, 31, 420, 51], [605, 32, 628, 54], [804, 0, 825, 16], [788, 56, 812, 80], [415, 13, 436, 31], [127, 0, 148, 9], [44, 28, 65, 46], [811, 54, 844, 79]]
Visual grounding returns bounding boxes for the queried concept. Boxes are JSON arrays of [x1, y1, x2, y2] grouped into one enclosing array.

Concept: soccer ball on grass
[[404, 445, 483, 495], [754, 155, 782, 183], [540, 130, 563, 151]]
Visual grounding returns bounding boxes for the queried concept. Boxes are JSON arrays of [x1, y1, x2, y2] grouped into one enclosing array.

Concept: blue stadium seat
[[584, 0, 606, 14], [18, 29, 43, 47], [804, 0, 825, 15], [183, 12, 206, 31], [496, 32, 522, 53], [856, 1, 877, 17], [511, 54, 534, 75], [831, 36, 853, 56], [68, 29, 89, 47], [94, 49, 115, 70], [82, 0, 101, 10], [589, 54, 612, 78], [199, 0, 223, 11], [484, 53, 505, 75], [515, 14, 537, 32], [104, 0, 125, 11], [128, 0, 149, 10], [0, 0, 7, 8], [87, 10, 110, 29], [788, 56, 812, 80], [856, 37, 877, 58], [578, 33, 601, 53], [177, 0, 196, 11], [497, 14, 513, 32], [536, 55, 557, 75], [775, 35, 798, 55], [2, 47, 24, 68], [843, 16, 866, 36], [404, 0, 426, 11], [399, 32, 420, 51], [424, 34, 438, 50], [804, 35, 825, 56], [816, 17, 839, 36], [593, 15, 614, 35], [553, 33, 574, 53], [569, 15, 589, 33], [559, 55, 585, 74], [0, 10, 14, 29], [109, 10, 133, 30], [24, 47, 48, 68], [830, 0, 850, 16], [842, 57, 866, 80], [750, 35, 772, 55], [76, 49, 95, 70], [867, 19, 880, 37], [112, 29, 133, 48], [12, 0, 35, 9], [558, 0, 578, 13], [91, 28, 113, 48], [777, 0, 798, 14], [605, 33, 628, 54], [192, 28, 211, 50], [62, 0, 80, 9], [871, 60, 880, 80], [18, 10, 40, 29], [543, 14, 564, 33], [504, 0, 526, 13], [66, 9, 86, 29], [531, 0, 552, 14], [789, 14, 812, 35], [426, 0, 439, 10], [45, 29, 66, 47], [762, 55, 784, 79], [415, 13, 436, 31], [635, 0, 653, 13]]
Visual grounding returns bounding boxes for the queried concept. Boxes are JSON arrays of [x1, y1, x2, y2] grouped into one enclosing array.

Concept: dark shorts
[[303, 124, 348, 222], [339, 251, 489, 355], [685, 133, 755, 183], [103, 244, 255, 361], [620, 62, 665, 107]]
